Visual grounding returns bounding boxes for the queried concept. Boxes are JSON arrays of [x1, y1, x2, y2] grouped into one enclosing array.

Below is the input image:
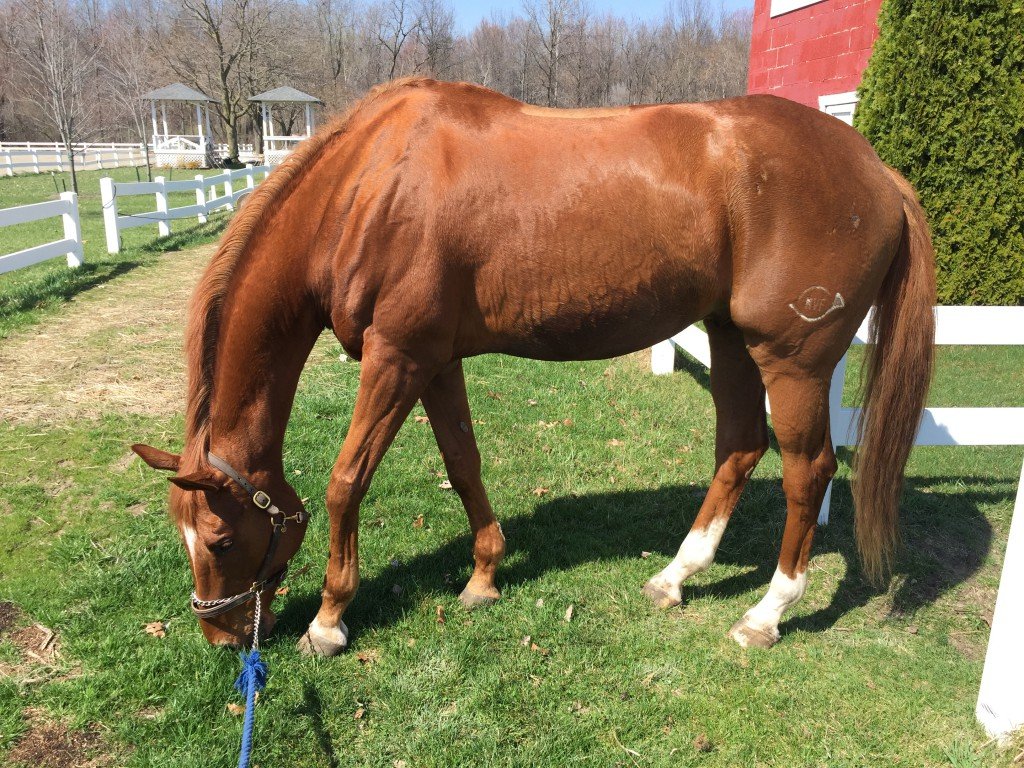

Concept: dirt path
[[0, 244, 215, 424]]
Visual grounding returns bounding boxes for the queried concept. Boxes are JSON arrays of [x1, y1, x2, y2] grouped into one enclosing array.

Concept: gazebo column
[[150, 102, 159, 148], [305, 103, 313, 136], [262, 103, 271, 152], [161, 103, 169, 141], [196, 103, 204, 140]]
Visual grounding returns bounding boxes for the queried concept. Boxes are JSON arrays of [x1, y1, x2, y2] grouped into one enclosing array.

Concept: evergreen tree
[[855, 0, 1024, 305]]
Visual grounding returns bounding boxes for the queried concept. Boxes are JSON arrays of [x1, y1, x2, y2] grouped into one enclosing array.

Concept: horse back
[[321, 81, 902, 365]]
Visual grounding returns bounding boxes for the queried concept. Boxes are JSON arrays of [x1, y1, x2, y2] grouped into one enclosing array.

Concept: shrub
[[855, 0, 1024, 305]]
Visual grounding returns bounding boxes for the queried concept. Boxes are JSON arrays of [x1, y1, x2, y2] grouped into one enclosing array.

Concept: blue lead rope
[[234, 648, 268, 768]]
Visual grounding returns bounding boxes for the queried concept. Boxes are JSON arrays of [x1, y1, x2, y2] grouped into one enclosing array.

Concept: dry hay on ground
[[0, 245, 215, 424]]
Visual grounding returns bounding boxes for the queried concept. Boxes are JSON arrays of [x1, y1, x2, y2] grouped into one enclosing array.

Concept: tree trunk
[[65, 138, 79, 194]]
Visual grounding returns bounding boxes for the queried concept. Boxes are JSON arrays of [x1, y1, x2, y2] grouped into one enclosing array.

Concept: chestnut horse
[[133, 77, 935, 655]]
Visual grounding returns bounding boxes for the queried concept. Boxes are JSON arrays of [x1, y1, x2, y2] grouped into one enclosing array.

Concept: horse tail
[[852, 166, 936, 585]]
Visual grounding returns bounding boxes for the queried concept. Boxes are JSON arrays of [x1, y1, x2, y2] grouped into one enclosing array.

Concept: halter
[[189, 452, 308, 624]]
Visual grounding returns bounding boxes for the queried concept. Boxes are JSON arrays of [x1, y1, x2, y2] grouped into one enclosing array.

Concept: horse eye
[[214, 538, 234, 553]]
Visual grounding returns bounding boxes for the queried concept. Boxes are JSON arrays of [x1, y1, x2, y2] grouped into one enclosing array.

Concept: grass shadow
[[0, 259, 145, 325], [298, 682, 341, 768], [274, 472, 997, 645]]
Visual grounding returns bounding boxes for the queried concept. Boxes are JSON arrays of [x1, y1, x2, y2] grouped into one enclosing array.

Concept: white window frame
[[818, 91, 859, 126], [770, 0, 826, 16]]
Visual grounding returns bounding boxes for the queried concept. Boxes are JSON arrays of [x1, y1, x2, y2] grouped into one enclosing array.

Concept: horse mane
[[181, 76, 430, 470]]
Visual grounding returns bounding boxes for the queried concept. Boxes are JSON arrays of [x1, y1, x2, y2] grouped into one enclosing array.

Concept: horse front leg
[[421, 361, 505, 609], [299, 337, 434, 657]]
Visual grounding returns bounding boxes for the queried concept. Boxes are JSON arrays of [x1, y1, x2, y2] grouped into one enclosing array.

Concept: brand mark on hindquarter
[[789, 286, 844, 323]]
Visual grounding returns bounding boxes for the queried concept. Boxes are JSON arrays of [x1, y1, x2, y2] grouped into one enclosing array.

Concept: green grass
[[1, 169, 1022, 764], [0, 167, 229, 338], [1, 332, 1022, 766]]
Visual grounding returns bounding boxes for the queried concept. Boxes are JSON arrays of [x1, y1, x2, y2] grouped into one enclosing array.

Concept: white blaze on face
[[181, 524, 199, 561]]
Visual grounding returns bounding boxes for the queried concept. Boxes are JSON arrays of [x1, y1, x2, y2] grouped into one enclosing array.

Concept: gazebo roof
[[142, 83, 214, 102], [249, 86, 322, 104]]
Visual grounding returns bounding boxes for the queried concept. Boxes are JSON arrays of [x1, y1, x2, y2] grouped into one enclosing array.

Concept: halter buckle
[[252, 490, 271, 509]]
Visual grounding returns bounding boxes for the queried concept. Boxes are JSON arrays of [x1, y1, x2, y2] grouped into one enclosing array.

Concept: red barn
[[747, 0, 882, 124]]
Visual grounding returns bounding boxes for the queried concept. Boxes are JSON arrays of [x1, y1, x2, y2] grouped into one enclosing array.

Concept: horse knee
[[327, 470, 370, 511], [444, 450, 482, 495]]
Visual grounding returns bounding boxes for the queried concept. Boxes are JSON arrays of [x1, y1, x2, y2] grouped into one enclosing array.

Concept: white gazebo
[[143, 83, 216, 168], [249, 87, 322, 164]]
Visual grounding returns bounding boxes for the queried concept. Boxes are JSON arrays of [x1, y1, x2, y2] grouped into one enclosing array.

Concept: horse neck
[[206, 245, 324, 476]]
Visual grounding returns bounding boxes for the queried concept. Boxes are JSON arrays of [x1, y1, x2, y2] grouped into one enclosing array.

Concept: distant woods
[[0, 0, 751, 150]]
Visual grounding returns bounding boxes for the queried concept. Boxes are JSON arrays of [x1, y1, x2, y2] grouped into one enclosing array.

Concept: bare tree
[[373, 0, 419, 80], [314, 0, 359, 98], [0, 0, 752, 147], [15, 0, 98, 191], [100, 10, 155, 178], [158, 0, 276, 161], [525, 0, 571, 107], [415, 0, 454, 77]]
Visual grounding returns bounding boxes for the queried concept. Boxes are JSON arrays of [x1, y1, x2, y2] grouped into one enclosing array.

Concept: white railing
[[0, 192, 83, 274], [652, 306, 1024, 739], [0, 142, 147, 176], [99, 164, 275, 253]]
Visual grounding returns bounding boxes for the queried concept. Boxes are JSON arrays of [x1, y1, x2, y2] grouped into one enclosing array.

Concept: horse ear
[[169, 471, 224, 493], [132, 443, 181, 472]]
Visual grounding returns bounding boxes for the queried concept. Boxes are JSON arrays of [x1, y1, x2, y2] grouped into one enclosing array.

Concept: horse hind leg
[[420, 361, 505, 609], [727, 370, 837, 649], [643, 317, 769, 608]]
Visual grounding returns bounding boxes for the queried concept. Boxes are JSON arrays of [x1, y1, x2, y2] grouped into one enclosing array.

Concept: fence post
[[195, 174, 208, 224], [155, 175, 171, 237], [651, 340, 676, 375], [223, 169, 234, 211], [100, 176, 121, 254], [2, 149, 12, 177], [976, 457, 1024, 738], [95, 150, 103, 170], [60, 191, 84, 268], [246, 163, 256, 192], [817, 353, 851, 525], [31, 149, 39, 174]]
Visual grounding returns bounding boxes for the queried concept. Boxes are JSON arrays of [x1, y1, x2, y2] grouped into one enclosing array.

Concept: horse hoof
[[297, 619, 349, 657], [459, 588, 499, 611], [641, 580, 682, 609], [728, 617, 779, 649]]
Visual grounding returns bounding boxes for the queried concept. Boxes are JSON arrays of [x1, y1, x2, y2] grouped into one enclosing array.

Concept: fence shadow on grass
[[273, 469, 1001, 646], [0, 259, 144, 324]]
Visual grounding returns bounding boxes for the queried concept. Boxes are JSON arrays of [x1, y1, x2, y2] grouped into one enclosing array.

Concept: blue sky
[[450, 0, 756, 32]]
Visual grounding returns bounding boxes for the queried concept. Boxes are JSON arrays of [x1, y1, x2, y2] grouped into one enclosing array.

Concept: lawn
[[0, 171, 1022, 766], [0, 166, 230, 338]]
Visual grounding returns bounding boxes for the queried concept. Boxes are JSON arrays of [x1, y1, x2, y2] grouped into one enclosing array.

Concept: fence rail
[[0, 192, 83, 275], [652, 306, 1024, 739], [99, 164, 275, 253], [0, 142, 148, 176]]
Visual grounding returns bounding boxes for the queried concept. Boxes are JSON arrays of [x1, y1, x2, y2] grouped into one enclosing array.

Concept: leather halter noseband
[[189, 451, 308, 620]]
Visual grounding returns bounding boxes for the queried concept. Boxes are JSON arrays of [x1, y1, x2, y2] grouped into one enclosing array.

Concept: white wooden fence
[[0, 192, 83, 275], [100, 164, 275, 253], [0, 142, 147, 176], [652, 307, 1024, 738]]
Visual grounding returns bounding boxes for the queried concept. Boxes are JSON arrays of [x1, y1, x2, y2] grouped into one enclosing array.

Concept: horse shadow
[[273, 465, 999, 644]]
